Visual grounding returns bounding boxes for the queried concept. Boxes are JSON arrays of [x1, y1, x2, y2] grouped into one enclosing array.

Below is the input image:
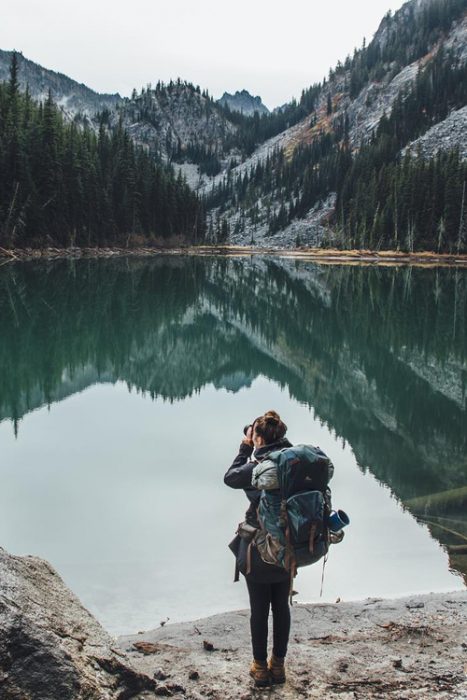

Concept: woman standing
[[224, 410, 291, 687]]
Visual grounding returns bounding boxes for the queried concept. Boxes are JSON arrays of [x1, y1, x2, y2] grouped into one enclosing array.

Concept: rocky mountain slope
[[0, 52, 242, 170], [404, 103, 467, 159], [205, 0, 467, 247], [111, 80, 239, 166], [218, 89, 270, 115]]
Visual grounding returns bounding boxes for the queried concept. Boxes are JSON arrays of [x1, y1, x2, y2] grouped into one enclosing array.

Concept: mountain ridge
[[0, 49, 122, 121], [218, 89, 270, 116]]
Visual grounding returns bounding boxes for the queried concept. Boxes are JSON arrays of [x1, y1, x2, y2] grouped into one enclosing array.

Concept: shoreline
[[119, 590, 467, 699], [1, 244, 467, 267], [1, 547, 466, 699]]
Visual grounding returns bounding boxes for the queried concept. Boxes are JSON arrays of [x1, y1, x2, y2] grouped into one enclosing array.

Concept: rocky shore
[[0, 547, 466, 699], [0, 547, 158, 700], [1, 245, 467, 267]]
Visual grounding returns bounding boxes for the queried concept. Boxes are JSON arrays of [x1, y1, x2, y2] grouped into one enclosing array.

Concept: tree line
[[0, 54, 206, 248]]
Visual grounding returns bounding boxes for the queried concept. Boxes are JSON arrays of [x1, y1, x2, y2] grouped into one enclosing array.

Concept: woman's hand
[[242, 425, 254, 447]]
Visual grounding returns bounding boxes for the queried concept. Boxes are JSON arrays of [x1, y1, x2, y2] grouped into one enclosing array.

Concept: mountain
[[111, 80, 239, 177], [218, 90, 270, 116], [206, 0, 467, 249], [0, 50, 241, 181], [0, 49, 122, 121], [1, 0, 467, 250]]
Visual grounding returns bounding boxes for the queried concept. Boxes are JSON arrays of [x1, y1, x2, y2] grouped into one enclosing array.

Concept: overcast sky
[[2, 0, 407, 109]]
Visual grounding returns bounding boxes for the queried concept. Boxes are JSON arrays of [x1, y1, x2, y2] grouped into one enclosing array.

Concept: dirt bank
[[1, 245, 467, 267], [118, 590, 467, 699]]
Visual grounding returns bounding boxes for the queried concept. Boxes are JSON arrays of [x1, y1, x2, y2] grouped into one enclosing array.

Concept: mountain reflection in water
[[0, 257, 466, 580]]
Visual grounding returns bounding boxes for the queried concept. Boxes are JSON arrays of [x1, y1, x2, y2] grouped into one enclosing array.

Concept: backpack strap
[[280, 497, 298, 603], [308, 522, 317, 554], [234, 560, 240, 583], [246, 541, 253, 575]]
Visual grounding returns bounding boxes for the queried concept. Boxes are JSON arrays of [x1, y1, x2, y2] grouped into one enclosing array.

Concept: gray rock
[[226, 193, 337, 248], [403, 105, 467, 161], [0, 547, 156, 700]]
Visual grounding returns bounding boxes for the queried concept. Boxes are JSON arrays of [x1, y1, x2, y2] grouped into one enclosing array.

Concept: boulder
[[0, 547, 156, 700]]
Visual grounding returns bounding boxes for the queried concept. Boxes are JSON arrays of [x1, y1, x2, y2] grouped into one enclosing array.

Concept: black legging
[[246, 579, 291, 662]]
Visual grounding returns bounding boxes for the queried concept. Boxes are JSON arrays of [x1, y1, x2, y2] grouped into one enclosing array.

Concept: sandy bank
[[1, 245, 467, 267], [119, 590, 467, 699]]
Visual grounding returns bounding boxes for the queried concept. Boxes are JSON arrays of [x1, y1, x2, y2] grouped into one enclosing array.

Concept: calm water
[[0, 256, 466, 635]]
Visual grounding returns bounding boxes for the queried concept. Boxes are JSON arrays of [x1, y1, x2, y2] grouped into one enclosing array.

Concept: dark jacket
[[224, 438, 292, 583], [224, 437, 293, 528]]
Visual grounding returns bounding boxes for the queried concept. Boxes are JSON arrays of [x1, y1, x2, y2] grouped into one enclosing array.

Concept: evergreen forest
[[0, 55, 205, 248]]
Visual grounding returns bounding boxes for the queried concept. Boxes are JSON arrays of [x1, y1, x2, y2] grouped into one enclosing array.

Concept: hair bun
[[254, 411, 287, 445], [253, 410, 287, 444], [264, 410, 280, 422]]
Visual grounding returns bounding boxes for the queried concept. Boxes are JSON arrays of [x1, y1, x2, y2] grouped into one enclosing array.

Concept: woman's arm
[[224, 442, 255, 489]]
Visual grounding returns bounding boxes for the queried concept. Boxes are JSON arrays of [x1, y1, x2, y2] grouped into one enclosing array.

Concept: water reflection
[[0, 257, 466, 580]]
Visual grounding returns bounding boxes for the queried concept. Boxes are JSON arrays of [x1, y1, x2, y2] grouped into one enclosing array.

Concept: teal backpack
[[255, 444, 333, 574]]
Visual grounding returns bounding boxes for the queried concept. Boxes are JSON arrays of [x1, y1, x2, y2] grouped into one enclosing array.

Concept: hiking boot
[[268, 654, 286, 684], [249, 659, 270, 687]]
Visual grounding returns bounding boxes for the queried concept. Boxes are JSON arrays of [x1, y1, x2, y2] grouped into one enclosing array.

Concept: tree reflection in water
[[0, 257, 466, 579]]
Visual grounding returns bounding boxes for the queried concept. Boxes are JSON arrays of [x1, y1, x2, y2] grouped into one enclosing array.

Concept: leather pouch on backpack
[[229, 522, 258, 565], [255, 528, 284, 566], [237, 521, 258, 541]]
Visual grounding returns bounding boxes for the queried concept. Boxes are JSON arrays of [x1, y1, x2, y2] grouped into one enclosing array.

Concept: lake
[[0, 256, 465, 636]]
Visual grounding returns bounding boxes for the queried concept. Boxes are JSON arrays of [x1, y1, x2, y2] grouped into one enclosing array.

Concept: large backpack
[[255, 444, 333, 574]]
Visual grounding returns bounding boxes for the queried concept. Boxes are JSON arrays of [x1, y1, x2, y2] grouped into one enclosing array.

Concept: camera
[[243, 424, 253, 436]]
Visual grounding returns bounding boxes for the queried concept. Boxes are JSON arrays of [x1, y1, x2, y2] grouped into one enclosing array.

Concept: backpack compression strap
[[280, 497, 298, 603]]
